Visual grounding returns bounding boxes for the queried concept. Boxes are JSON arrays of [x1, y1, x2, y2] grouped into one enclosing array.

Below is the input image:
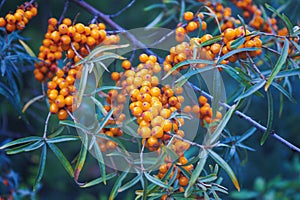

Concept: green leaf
[[0, 136, 42, 149], [175, 65, 218, 86], [91, 86, 122, 95], [34, 144, 47, 191], [217, 47, 259, 64], [271, 82, 296, 103], [198, 35, 222, 47], [46, 135, 79, 143], [18, 39, 36, 57], [144, 4, 166, 11], [185, 150, 208, 197], [144, 172, 169, 189], [265, 38, 289, 91], [234, 80, 266, 102], [22, 94, 45, 113], [162, 59, 214, 80], [275, 68, 300, 78], [74, 134, 88, 182], [6, 140, 44, 154], [93, 142, 107, 184], [118, 174, 142, 192], [265, 4, 293, 34], [77, 63, 90, 106], [146, 12, 164, 28], [80, 173, 117, 188], [260, 91, 273, 145], [230, 37, 245, 50], [208, 150, 240, 191], [198, 173, 217, 183], [47, 143, 74, 177], [109, 169, 129, 200], [210, 104, 237, 144], [59, 120, 90, 133], [48, 127, 65, 139], [95, 106, 115, 133]]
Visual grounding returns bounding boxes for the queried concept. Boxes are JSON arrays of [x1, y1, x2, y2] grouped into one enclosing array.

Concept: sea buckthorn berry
[[179, 156, 188, 165], [160, 108, 171, 119], [179, 176, 188, 187], [159, 164, 168, 173], [186, 21, 198, 32], [210, 43, 221, 54], [50, 103, 58, 114], [6, 23, 16, 32], [47, 81, 57, 89], [183, 11, 194, 21], [75, 23, 85, 33], [111, 72, 120, 81], [132, 106, 143, 117], [62, 18, 72, 26], [224, 28, 236, 41], [150, 87, 161, 97], [58, 24, 68, 34], [58, 109, 68, 120], [121, 60, 131, 70], [198, 95, 207, 105], [138, 126, 151, 138], [139, 54, 149, 63], [6, 14, 16, 24], [48, 17, 58, 26], [146, 136, 160, 150], [0, 17, 6, 27], [152, 126, 164, 138], [55, 95, 65, 108]]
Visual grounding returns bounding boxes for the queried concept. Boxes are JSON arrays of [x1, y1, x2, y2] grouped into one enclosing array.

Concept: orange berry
[[132, 106, 143, 117], [48, 17, 58, 26], [183, 11, 194, 21], [111, 72, 120, 81], [62, 18, 72, 26], [138, 126, 151, 138], [122, 60, 131, 70], [152, 126, 164, 138], [55, 95, 65, 108], [50, 103, 58, 114], [160, 108, 171, 119], [57, 109, 68, 120], [75, 23, 85, 33], [6, 23, 16, 32], [139, 53, 149, 63], [179, 176, 188, 186], [186, 21, 198, 32], [58, 24, 69, 34], [0, 17, 6, 27], [198, 95, 207, 105], [210, 43, 221, 54], [224, 28, 236, 41], [146, 136, 160, 149]]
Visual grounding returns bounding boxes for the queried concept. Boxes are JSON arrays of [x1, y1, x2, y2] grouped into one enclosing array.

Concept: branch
[[189, 83, 300, 153], [69, 0, 300, 153]]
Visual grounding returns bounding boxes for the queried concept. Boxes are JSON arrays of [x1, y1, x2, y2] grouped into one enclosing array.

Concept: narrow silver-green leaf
[[271, 82, 296, 103], [46, 135, 79, 143], [109, 169, 129, 200], [34, 144, 47, 191], [234, 80, 266, 102], [210, 105, 237, 144], [185, 150, 208, 197], [118, 174, 142, 192], [217, 47, 259, 64], [144, 172, 169, 189], [0, 136, 41, 149], [47, 143, 74, 177], [80, 173, 117, 188], [265, 38, 289, 91], [74, 134, 88, 181], [260, 91, 273, 145], [93, 142, 106, 184], [208, 150, 240, 191], [162, 59, 214, 80]]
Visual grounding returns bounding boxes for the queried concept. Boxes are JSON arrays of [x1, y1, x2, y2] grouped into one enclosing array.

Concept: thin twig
[[0, 0, 6, 11], [140, 139, 146, 172], [43, 112, 51, 138], [109, 0, 136, 18], [58, 0, 70, 25], [189, 82, 300, 153], [246, 52, 265, 80]]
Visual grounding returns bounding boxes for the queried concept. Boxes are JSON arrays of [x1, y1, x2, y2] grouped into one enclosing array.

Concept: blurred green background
[[0, 0, 300, 199]]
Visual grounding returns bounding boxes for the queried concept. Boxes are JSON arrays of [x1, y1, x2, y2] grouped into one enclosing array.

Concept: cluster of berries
[[0, 2, 37, 32]]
